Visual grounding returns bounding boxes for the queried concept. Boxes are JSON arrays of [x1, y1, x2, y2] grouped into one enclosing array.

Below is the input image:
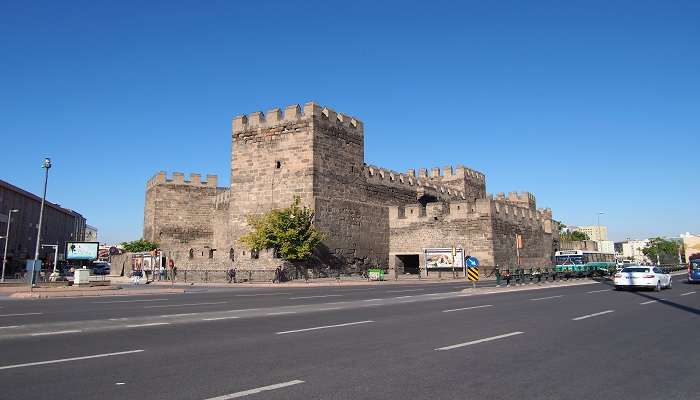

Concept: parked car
[[91, 263, 110, 275], [614, 266, 672, 291]]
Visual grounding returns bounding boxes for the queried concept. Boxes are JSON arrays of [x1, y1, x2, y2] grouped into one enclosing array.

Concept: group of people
[[131, 259, 177, 284]]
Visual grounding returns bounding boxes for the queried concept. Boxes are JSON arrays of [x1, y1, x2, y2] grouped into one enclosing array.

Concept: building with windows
[[0, 179, 87, 276], [85, 225, 98, 242], [574, 225, 608, 241]]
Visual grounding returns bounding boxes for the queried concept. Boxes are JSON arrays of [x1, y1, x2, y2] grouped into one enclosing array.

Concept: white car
[[614, 266, 672, 291]]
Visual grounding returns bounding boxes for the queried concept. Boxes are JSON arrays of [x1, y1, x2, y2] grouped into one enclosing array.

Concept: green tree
[[560, 231, 590, 241], [642, 237, 679, 264], [120, 239, 159, 253], [240, 197, 324, 262]]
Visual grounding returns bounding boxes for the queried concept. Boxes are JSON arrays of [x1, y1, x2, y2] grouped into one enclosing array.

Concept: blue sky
[[1, 0, 698, 244]]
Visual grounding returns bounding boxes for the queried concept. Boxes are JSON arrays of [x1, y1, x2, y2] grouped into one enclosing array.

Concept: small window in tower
[[275, 161, 282, 169]]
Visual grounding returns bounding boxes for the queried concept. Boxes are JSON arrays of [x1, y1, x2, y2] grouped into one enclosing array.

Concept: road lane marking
[[0, 325, 21, 329], [0, 350, 144, 371], [336, 288, 374, 292], [435, 331, 524, 351], [266, 311, 297, 316], [393, 295, 414, 299], [31, 330, 82, 336], [387, 289, 425, 293], [202, 316, 241, 321], [317, 307, 341, 311], [235, 293, 290, 297], [587, 289, 612, 294], [363, 298, 383, 302], [205, 379, 304, 399], [572, 310, 614, 321], [640, 299, 664, 305], [529, 295, 564, 301], [276, 320, 374, 335], [145, 302, 227, 309], [159, 313, 198, 318], [125, 322, 171, 328], [288, 295, 343, 300], [442, 305, 493, 313], [680, 291, 696, 296], [109, 318, 129, 321], [0, 312, 42, 318], [95, 298, 167, 304]]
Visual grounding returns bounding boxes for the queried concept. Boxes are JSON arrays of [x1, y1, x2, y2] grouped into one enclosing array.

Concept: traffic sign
[[466, 257, 479, 267], [467, 267, 479, 281]]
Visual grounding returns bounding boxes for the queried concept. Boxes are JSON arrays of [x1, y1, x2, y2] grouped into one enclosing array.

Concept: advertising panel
[[425, 248, 464, 269], [66, 242, 99, 260]]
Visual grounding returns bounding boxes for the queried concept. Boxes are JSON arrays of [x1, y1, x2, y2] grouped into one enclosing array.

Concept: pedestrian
[[168, 259, 176, 283], [159, 263, 165, 281], [504, 269, 511, 286], [495, 267, 502, 286], [227, 268, 236, 283]]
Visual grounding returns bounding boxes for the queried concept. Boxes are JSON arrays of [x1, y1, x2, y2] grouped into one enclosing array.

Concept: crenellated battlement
[[364, 165, 466, 200], [146, 171, 219, 189], [232, 101, 363, 134], [407, 165, 485, 182]]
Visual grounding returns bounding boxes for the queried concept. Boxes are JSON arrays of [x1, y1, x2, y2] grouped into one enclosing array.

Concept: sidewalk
[[0, 283, 185, 299]]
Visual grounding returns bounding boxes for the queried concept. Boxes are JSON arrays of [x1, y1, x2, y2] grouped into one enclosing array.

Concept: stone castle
[[144, 102, 558, 276]]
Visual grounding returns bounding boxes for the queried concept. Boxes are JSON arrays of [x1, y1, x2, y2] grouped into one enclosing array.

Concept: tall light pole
[[31, 158, 51, 287], [1, 209, 19, 283], [596, 212, 604, 241]]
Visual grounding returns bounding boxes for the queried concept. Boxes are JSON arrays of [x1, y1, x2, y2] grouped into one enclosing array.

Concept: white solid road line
[[572, 310, 615, 321], [205, 380, 305, 399], [387, 289, 425, 293], [640, 299, 664, 305], [125, 322, 171, 328], [0, 325, 21, 329], [393, 295, 414, 299], [0, 312, 42, 318], [202, 316, 241, 321], [276, 320, 374, 335], [442, 305, 493, 313], [317, 307, 342, 311], [529, 295, 564, 301], [363, 298, 383, 302], [680, 291, 696, 296], [587, 289, 612, 294], [288, 294, 343, 300], [145, 302, 227, 309], [95, 298, 167, 304], [31, 330, 82, 336], [435, 331, 524, 351], [266, 311, 297, 316], [235, 293, 291, 297], [0, 350, 144, 371]]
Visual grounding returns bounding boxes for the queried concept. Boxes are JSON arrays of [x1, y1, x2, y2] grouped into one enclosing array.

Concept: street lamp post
[[31, 158, 51, 287], [41, 244, 59, 280], [596, 212, 604, 241], [1, 209, 19, 283]]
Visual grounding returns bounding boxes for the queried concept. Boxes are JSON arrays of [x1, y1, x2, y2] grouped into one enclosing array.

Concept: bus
[[554, 250, 616, 275]]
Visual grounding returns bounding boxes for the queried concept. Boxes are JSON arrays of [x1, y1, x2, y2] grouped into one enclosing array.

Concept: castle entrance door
[[396, 254, 420, 275]]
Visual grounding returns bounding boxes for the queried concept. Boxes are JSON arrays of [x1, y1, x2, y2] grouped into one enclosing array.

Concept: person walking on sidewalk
[[168, 259, 176, 283]]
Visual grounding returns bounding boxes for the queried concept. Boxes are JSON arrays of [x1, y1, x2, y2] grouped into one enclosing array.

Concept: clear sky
[[1, 0, 698, 244]]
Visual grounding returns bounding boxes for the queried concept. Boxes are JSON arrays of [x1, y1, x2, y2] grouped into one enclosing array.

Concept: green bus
[[554, 250, 616, 275]]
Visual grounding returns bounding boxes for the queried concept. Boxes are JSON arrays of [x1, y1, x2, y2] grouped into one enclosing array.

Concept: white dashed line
[[276, 320, 374, 335], [640, 299, 664, 305], [145, 302, 227, 309], [0, 312, 42, 318], [435, 331, 524, 351], [317, 307, 342, 311], [266, 311, 297, 316], [202, 316, 241, 321], [680, 291, 696, 296], [159, 313, 198, 318], [572, 310, 614, 321], [0, 350, 144, 370], [288, 295, 343, 300], [204, 380, 304, 399], [387, 289, 425, 293], [393, 295, 414, 299], [31, 330, 82, 336], [442, 305, 493, 313], [0, 325, 21, 329], [363, 298, 383, 302], [235, 293, 291, 297], [125, 322, 170, 328], [529, 295, 564, 301], [94, 298, 167, 304], [587, 289, 612, 294]]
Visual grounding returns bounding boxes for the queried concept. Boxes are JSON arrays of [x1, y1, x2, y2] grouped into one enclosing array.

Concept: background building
[[0, 179, 87, 276], [85, 225, 98, 242], [681, 232, 700, 262], [617, 239, 650, 264], [574, 225, 608, 241]]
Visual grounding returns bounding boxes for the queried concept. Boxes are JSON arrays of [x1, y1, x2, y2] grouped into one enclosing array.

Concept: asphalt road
[[0, 278, 697, 400]]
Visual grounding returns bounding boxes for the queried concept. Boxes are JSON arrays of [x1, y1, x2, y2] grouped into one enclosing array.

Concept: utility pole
[[1, 209, 19, 283], [31, 158, 51, 288]]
